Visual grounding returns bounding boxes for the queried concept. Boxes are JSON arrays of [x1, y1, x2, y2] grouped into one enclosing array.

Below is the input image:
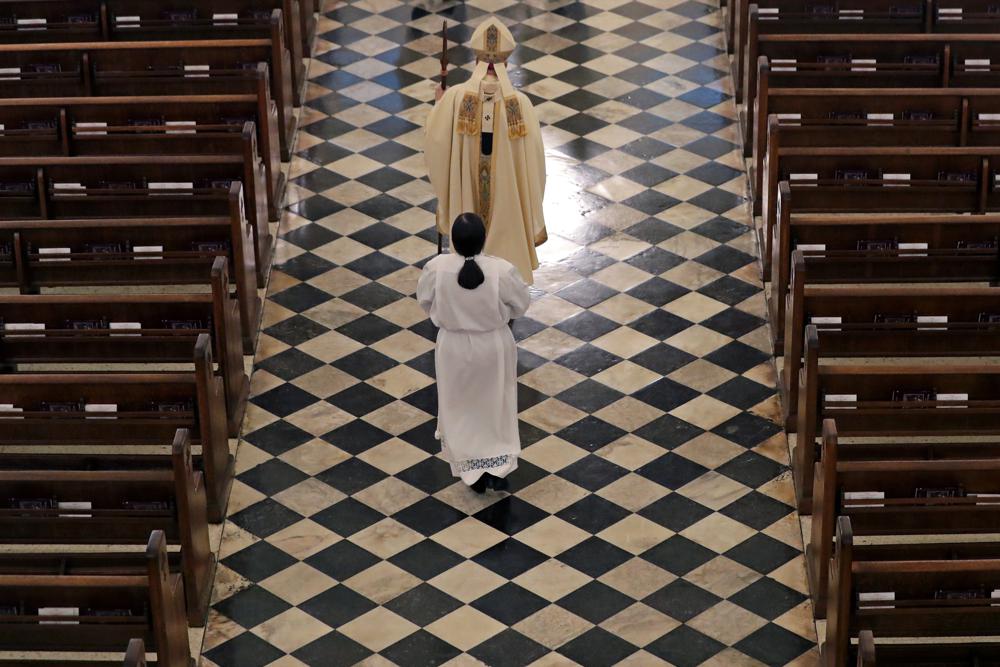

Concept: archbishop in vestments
[[424, 17, 547, 284]]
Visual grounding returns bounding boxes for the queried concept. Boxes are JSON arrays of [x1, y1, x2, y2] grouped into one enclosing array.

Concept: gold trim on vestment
[[504, 95, 527, 138], [475, 99, 499, 227], [457, 92, 480, 135]]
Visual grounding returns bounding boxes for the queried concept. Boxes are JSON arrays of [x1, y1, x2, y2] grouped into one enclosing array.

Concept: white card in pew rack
[[58, 501, 92, 518], [844, 491, 884, 508], [883, 173, 911, 187], [149, 182, 193, 195], [39, 607, 78, 624], [0, 67, 21, 80], [165, 121, 196, 135], [898, 241, 926, 256], [810, 316, 842, 325], [937, 393, 968, 408], [917, 315, 947, 330], [53, 182, 84, 195], [825, 394, 857, 408], [184, 64, 209, 78], [85, 403, 117, 419], [110, 322, 141, 337], [796, 243, 826, 251], [966, 59, 991, 71], [772, 59, 796, 72], [38, 247, 70, 262], [133, 244, 163, 259], [4, 322, 44, 335], [75, 121, 107, 135], [980, 113, 1000, 121], [17, 18, 46, 28], [0, 404, 23, 419], [114, 15, 140, 25], [852, 59, 876, 72]]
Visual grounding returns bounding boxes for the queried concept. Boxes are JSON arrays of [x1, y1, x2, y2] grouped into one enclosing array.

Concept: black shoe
[[485, 473, 509, 491], [470, 475, 487, 494]]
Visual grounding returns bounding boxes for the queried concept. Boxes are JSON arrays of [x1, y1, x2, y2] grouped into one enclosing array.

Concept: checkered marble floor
[[200, 0, 818, 665]]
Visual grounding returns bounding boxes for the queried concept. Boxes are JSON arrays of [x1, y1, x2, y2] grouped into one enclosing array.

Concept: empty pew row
[[0, 95, 283, 219], [0, 270, 249, 434], [823, 516, 1000, 666], [775, 251, 1000, 420], [0, 0, 314, 69], [760, 145, 1000, 277], [0, 1, 308, 106], [0, 531, 191, 666], [0, 429, 213, 627], [744, 33, 1000, 157], [730, 0, 1000, 105], [0, 336, 233, 522], [0, 638, 149, 666], [793, 329, 1000, 513], [752, 88, 1000, 212], [0, 40, 295, 159], [779, 256, 1000, 426], [0, 153, 271, 289], [853, 630, 1000, 666], [769, 211, 1000, 348], [808, 419, 1000, 620], [0, 196, 260, 354]]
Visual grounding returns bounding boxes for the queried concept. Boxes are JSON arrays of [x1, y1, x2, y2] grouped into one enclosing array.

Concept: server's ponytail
[[451, 213, 487, 290]]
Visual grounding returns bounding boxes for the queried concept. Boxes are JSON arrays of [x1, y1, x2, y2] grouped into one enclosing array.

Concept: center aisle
[[202, 0, 818, 665]]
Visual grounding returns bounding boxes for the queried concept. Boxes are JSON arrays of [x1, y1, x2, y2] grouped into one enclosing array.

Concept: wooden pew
[[852, 630, 1000, 666], [0, 335, 233, 522], [0, 153, 272, 287], [769, 208, 1000, 345], [0, 531, 191, 666], [0, 207, 260, 355], [0, 107, 280, 222], [808, 419, 1000, 620], [823, 516, 1000, 667], [0, 95, 284, 220], [0, 637, 147, 665], [794, 327, 1000, 513], [0, 40, 294, 159], [745, 33, 1000, 157], [734, 1, 1000, 105], [0, 273, 249, 435], [0, 4, 304, 107], [101, 1, 306, 103], [0, 429, 213, 627], [752, 89, 1000, 212], [780, 255, 1000, 425], [760, 145, 1000, 277]]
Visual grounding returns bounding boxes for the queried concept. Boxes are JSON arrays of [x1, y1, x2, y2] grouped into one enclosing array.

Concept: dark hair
[[452, 212, 486, 290]]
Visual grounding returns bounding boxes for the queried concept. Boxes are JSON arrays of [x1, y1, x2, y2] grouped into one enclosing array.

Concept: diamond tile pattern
[[201, 0, 818, 664]]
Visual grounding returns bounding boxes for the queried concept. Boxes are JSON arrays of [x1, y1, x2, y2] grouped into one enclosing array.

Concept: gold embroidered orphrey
[[477, 103, 498, 226], [456, 92, 480, 136], [483, 24, 500, 61], [504, 96, 527, 138]]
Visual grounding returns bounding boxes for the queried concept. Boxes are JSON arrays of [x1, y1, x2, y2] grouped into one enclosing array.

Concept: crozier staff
[[416, 213, 530, 493]]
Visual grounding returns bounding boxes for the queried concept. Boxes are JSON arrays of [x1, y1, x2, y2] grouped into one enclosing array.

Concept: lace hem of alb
[[455, 454, 516, 473]]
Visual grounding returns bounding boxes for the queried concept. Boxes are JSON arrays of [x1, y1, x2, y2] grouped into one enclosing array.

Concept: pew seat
[[0, 336, 233, 522], [0, 531, 191, 666], [0, 429, 213, 627]]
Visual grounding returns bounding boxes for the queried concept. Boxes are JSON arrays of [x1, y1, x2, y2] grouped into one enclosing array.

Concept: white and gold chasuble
[[424, 23, 547, 284]]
